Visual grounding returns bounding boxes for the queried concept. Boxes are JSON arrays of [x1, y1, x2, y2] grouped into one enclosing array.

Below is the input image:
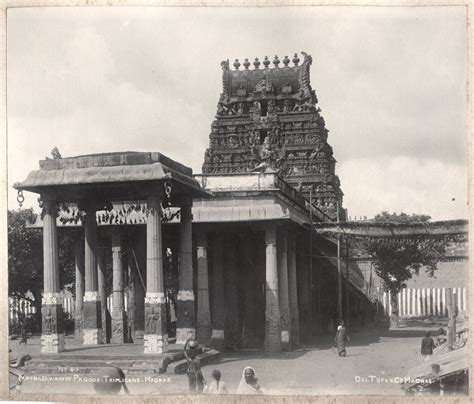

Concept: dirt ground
[[9, 325, 466, 397]]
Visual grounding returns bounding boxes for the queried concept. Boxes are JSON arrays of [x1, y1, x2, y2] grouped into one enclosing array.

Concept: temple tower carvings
[[202, 52, 344, 219]]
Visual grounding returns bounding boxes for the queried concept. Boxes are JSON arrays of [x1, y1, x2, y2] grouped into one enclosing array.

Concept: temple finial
[[283, 55, 290, 67], [233, 59, 241, 70], [253, 57, 261, 69], [292, 53, 300, 66], [273, 55, 280, 67], [263, 56, 270, 68], [243, 58, 250, 70]]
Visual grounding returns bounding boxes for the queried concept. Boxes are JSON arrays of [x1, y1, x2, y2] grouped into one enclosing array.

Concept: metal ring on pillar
[[16, 190, 25, 208], [164, 181, 172, 198]]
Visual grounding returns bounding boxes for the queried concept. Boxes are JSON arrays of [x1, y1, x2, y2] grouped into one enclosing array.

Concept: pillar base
[[144, 333, 168, 354], [265, 308, 282, 353], [290, 314, 300, 347], [111, 311, 127, 344], [74, 314, 84, 345], [83, 328, 103, 345], [281, 330, 291, 350], [41, 333, 65, 353], [211, 329, 225, 350], [83, 294, 102, 340], [41, 300, 65, 350], [134, 329, 144, 342], [144, 294, 168, 352], [280, 309, 291, 350], [176, 291, 196, 345]]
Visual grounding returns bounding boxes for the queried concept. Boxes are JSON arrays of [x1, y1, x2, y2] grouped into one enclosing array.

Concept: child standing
[[205, 370, 227, 394]]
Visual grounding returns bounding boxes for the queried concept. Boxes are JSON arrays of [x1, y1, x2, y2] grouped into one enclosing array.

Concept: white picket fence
[[9, 295, 128, 322], [381, 287, 468, 318]]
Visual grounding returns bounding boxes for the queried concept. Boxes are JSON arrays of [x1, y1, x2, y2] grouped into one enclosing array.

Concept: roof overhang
[[192, 173, 328, 225], [14, 151, 211, 202], [313, 220, 468, 240]]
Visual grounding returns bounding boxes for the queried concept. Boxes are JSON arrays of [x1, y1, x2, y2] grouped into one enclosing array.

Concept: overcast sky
[[7, 6, 468, 220]]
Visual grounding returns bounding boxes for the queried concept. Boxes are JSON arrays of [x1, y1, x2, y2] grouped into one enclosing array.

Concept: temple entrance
[[208, 230, 266, 350]]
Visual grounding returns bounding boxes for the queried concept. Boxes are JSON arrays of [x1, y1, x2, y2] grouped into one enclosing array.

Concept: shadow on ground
[[215, 324, 446, 366]]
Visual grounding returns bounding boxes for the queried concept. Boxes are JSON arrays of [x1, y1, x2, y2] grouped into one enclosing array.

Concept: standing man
[[421, 331, 436, 361], [334, 321, 350, 357], [184, 339, 204, 393]]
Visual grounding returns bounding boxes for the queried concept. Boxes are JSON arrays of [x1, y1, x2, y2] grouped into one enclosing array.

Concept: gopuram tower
[[202, 52, 344, 220]]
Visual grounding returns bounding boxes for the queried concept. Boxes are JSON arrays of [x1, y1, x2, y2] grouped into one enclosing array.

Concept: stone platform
[[24, 341, 220, 376]]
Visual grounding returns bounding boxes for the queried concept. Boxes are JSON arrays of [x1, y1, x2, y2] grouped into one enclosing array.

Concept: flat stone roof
[[14, 151, 208, 199], [194, 173, 328, 224], [38, 151, 192, 176]]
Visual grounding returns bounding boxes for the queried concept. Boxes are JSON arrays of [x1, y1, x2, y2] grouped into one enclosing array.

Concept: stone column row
[[47, 196, 301, 355], [195, 225, 300, 353], [72, 194, 193, 354]]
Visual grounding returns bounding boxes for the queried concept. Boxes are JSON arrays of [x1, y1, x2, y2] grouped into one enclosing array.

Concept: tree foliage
[[365, 212, 446, 294], [373, 211, 431, 224], [8, 208, 75, 312]]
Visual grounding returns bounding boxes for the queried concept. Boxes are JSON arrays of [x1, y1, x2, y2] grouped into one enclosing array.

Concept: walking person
[[237, 366, 264, 395], [205, 369, 227, 394], [184, 338, 205, 394], [421, 331, 436, 361], [335, 321, 350, 357]]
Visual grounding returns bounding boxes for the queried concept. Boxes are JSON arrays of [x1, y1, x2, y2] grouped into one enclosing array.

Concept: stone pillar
[[133, 232, 146, 342], [83, 206, 102, 345], [211, 233, 225, 350], [127, 254, 136, 343], [176, 199, 196, 344], [41, 198, 65, 353], [277, 228, 291, 350], [74, 236, 84, 345], [297, 236, 310, 342], [144, 195, 168, 353], [111, 232, 127, 344], [135, 272, 146, 342], [242, 234, 257, 348], [264, 224, 281, 352], [196, 231, 211, 346], [97, 243, 107, 344], [288, 230, 300, 347], [225, 234, 239, 349]]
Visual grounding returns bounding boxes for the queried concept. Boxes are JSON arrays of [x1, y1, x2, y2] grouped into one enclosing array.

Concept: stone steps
[[27, 360, 165, 374], [24, 346, 220, 376]]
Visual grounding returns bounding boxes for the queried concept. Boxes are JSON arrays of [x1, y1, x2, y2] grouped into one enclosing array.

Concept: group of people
[[183, 322, 352, 395], [184, 339, 263, 395]]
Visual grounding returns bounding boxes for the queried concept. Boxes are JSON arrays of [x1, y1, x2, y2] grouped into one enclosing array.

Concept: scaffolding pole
[[337, 201, 343, 322]]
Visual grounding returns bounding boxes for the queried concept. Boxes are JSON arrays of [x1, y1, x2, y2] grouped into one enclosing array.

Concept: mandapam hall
[[13, 52, 377, 355]]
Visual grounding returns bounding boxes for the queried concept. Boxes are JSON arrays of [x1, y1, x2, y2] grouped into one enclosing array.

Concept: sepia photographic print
[[5, 3, 470, 400]]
